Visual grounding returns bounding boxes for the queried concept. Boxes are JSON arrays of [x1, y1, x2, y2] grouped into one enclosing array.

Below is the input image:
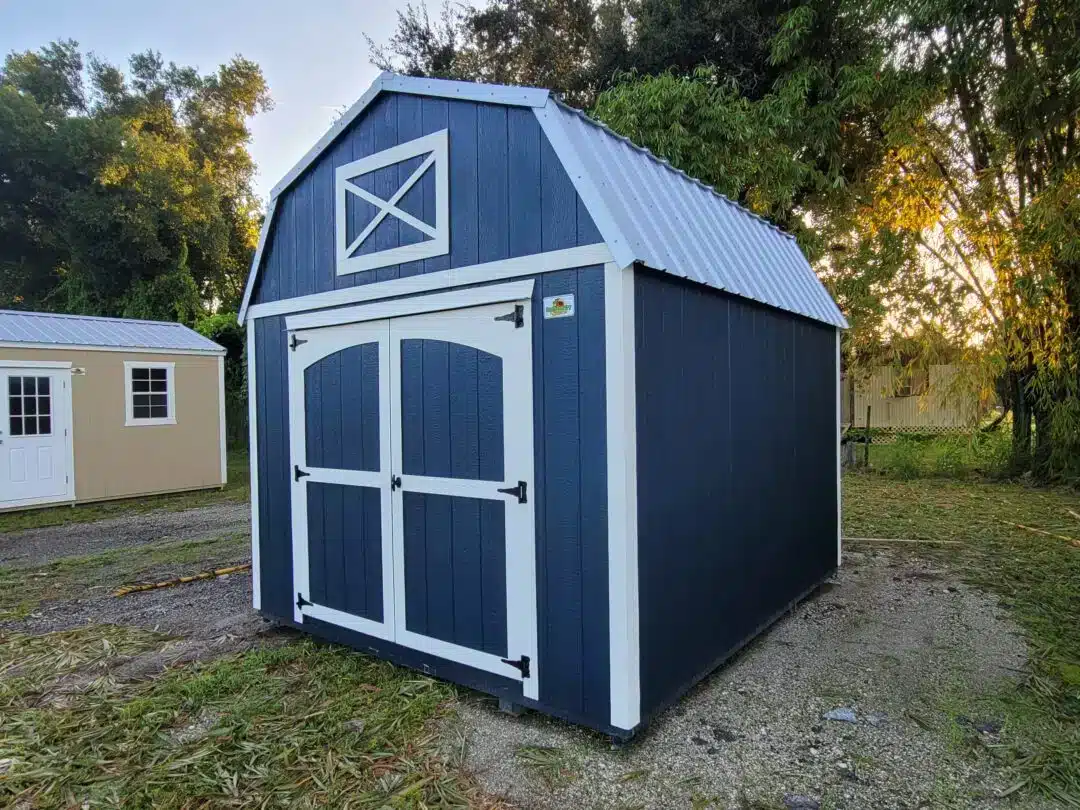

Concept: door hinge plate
[[497, 480, 527, 504], [290, 333, 308, 351], [501, 654, 531, 678], [494, 304, 524, 328], [294, 465, 310, 482], [296, 592, 312, 610]]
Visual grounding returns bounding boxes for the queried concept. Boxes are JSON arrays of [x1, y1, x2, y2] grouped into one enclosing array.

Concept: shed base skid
[[267, 612, 634, 739]]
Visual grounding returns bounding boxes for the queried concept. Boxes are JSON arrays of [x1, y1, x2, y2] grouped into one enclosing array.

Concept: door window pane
[[8, 376, 52, 436]]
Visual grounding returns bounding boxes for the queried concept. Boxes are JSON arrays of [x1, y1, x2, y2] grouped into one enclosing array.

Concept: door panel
[[399, 340, 504, 481], [402, 491, 507, 657], [390, 300, 537, 697], [0, 369, 72, 507], [305, 344, 381, 471], [307, 481, 383, 622], [289, 321, 394, 638]]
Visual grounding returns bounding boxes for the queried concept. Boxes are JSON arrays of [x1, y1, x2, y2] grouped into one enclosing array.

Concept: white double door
[[0, 366, 73, 509], [288, 299, 538, 697]]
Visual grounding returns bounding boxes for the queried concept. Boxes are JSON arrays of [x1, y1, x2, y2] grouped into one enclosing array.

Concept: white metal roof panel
[[540, 99, 848, 328], [0, 310, 225, 354]]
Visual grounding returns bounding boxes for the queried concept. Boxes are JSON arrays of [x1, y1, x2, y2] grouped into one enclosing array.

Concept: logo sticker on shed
[[543, 295, 575, 320]]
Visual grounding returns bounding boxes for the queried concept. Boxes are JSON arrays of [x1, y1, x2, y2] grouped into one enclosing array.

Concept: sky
[[0, 0, 460, 200]]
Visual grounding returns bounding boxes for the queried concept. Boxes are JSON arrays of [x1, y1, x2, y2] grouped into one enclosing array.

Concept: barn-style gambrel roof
[[239, 72, 847, 329]]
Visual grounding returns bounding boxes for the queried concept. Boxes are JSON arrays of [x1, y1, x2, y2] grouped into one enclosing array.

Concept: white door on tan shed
[[0, 367, 73, 508]]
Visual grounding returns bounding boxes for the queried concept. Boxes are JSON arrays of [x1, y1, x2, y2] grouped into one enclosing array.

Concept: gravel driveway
[[0, 501, 250, 569], [456, 548, 1041, 810]]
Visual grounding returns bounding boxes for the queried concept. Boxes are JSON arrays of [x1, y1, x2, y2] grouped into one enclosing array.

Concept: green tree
[[592, 0, 1080, 480], [0, 40, 271, 319]]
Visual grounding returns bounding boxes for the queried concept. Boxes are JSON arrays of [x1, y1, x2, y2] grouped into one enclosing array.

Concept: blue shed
[[239, 72, 847, 739]]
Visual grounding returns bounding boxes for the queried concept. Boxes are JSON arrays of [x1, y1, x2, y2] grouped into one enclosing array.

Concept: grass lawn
[[0, 627, 482, 809], [845, 473, 1080, 806], [0, 450, 250, 534]]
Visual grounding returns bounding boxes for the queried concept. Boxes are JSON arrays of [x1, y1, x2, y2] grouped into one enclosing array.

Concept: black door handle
[[390, 474, 402, 491]]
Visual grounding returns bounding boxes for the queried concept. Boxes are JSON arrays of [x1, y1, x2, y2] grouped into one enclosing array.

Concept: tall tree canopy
[[367, 0, 789, 106], [0, 40, 271, 320]]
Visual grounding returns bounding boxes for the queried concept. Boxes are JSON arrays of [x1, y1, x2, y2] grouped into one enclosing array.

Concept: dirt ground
[[454, 549, 1042, 810], [1, 506, 1049, 809]]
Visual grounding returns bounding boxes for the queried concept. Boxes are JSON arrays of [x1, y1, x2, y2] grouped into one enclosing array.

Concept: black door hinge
[[294, 465, 310, 482], [390, 474, 402, 491], [290, 333, 308, 351], [501, 655, 531, 678], [296, 592, 312, 610], [497, 480, 527, 503], [494, 304, 524, 328]]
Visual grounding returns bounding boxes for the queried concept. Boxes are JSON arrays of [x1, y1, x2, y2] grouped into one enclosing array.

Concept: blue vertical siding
[[253, 268, 610, 727], [633, 268, 838, 720], [251, 96, 599, 307]]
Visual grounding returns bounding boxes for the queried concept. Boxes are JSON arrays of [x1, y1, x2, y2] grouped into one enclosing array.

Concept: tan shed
[[0, 310, 227, 511]]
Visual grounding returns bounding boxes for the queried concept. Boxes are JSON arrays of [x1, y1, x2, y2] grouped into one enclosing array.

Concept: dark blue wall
[[633, 268, 838, 720], [254, 267, 610, 726], [251, 93, 600, 306]]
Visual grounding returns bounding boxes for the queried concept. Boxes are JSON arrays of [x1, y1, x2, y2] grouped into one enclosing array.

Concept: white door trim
[[0, 366, 76, 509], [245, 243, 610, 322], [605, 261, 641, 731], [388, 299, 539, 697], [288, 319, 396, 638], [286, 279, 535, 332]]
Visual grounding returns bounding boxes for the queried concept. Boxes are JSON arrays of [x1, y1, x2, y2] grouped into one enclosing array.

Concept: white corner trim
[[285, 279, 534, 332], [0, 359, 73, 369], [605, 261, 640, 731], [336, 129, 449, 276], [123, 360, 176, 427], [218, 355, 227, 486], [836, 328, 842, 568], [534, 102, 636, 270], [247, 319, 261, 611], [237, 196, 279, 325], [247, 243, 612, 322], [0, 342, 223, 357]]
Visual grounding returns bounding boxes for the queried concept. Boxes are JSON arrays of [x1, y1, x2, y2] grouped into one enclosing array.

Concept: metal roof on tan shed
[[0, 310, 225, 354]]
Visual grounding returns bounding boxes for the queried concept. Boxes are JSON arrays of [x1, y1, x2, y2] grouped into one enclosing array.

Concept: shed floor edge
[[259, 611, 630, 739]]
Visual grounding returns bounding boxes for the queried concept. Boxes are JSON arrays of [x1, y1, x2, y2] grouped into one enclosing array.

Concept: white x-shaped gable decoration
[[335, 129, 449, 275]]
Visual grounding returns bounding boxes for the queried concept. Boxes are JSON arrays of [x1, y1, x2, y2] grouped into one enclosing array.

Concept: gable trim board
[[238, 73, 846, 331]]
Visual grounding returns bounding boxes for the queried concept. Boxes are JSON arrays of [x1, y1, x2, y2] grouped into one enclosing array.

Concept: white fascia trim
[[246, 318, 261, 610], [0, 342, 223, 357], [247, 243, 612, 322], [534, 101, 637, 270], [0, 360, 73, 369], [286, 279, 534, 332], [605, 261, 640, 731], [123, 360, 177, 427], [237, 196, 279, 325], [217, 355, 227, 486], [269, 72, 548, 202], [836, 328, 842, 568]]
